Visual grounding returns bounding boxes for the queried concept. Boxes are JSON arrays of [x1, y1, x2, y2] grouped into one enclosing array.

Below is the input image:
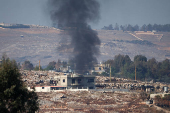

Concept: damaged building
[[55, 74, 95, 89], [31, 73, 96, 92]]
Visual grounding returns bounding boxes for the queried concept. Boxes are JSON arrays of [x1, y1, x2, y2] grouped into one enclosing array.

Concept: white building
[[28, 74, 96, 92]]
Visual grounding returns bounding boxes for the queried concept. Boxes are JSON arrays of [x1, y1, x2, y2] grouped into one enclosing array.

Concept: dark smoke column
[[48, 0, 100, 74]]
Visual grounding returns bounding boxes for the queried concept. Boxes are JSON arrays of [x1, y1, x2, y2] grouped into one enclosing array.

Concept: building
[[29, 73, 96, 92], [56, 74, 96, 89], [32, 86, 66, 92], [90, 63, 106, 74], [141, 85, 155, 93], [163, 86, 168, 93], [145, 85, 155, 93]]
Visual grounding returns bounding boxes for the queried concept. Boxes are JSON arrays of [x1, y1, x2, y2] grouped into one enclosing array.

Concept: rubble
[[20, 70, 170, 112]]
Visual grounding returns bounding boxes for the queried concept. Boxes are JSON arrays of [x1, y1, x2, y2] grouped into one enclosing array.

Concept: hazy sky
[[0, 0, 170, 29]]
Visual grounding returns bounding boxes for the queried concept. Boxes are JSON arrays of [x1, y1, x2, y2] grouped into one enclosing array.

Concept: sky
[[0, 0, 170, 29]]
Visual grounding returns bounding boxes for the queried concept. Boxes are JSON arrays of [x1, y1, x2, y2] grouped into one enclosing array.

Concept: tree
[[114, 23, 119, 30], [123, 63, 135, 79], [102, 24, 113, 30], [146, 24, 152, 31], [120, 25, 125, 31], [0, 56, 39, 112], [126, 24, 134, 31], [108, 24, 113, 30], [101, 72, 109, 76], [21, 60, 34, 70], [45, 61, 56, 70], [113, 54, 129, 72], [34, 66, 43, 71], [140, 24, 146, 31], [136, 61, 148, 80], [134, 55, 147, 80], [134, 55, 147, 63], [134, 24, 139, 31], [157, 59, 170, 82], [113, 55, 123, 72], [153, 24, 158, 31], [124, 55, 132, 65], [17, 62, 21, 69], [147, 58, 158, 79]]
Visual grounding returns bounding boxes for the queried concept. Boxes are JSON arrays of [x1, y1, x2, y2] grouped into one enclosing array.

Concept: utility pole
[[74, 63, 76, 74], [39, 60, 40, 71], [135, 65, 136, 81], [110, 64, 111, 83]]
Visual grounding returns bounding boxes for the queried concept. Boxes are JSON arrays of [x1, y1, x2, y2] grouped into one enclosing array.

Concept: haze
[[0, 0, 170, 29]]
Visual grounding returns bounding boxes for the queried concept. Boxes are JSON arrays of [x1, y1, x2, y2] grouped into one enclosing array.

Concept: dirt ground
[[37, 91, 164, 113]]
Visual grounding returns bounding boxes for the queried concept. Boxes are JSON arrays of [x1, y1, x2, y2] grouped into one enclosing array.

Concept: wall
[[57, 75, 68, 87], [54, 74, 96, 89], [34, 86, 50, 92], [150, 93, 170, 99]]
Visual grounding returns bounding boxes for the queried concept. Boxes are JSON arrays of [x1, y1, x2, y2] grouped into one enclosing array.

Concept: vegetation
[[34, 66, 43, 71], [45, 61, 56, 70], [102, 24, 114, 30], [104, 54, 170, 83], [17, 54, 170, 84], [0, 24, 30, 29], [102, 23, 119, 30], [113, 39, 155, 46], [140, 92, 149, 101], [0, 56, 39, 112], [44, 60, 68, 71], [102, 23, 170, 32], [155, 94, 170, 108], [21, 60, 34, 70]]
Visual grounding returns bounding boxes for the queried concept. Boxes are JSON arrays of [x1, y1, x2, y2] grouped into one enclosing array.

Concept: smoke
[[48, 0, 101, 74]]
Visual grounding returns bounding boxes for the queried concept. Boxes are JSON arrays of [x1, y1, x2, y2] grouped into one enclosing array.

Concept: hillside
[[0, 27, 170, 67]]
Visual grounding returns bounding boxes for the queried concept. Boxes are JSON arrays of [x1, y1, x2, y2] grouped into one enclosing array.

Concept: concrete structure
[[35, 86, 51, 92], [163, 86, 168, 93], [36, 86, 66, 92], [28, 86, 90, 92], [91, 63, 106, 74], [145, 85, 155, 93], [55, 74, 96, 89], [150, 93, 170, 99], [28, 86, 66, 92], [29, 73, 96, 92]]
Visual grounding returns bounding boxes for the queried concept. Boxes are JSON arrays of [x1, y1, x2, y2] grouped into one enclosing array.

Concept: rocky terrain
[[20, 70, 169, 113], [38, 91, 162, 113], [0, 27, 170, 67]]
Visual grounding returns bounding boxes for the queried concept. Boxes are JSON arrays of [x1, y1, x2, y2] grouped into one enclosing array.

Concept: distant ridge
[[0, 27, 170, 67]]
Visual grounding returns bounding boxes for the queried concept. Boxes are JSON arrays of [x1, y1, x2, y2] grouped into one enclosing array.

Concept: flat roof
[[35, 86, 66, 87]]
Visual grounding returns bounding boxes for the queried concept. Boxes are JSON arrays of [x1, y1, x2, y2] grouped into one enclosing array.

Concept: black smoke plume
[[48, 0, 100, 74]]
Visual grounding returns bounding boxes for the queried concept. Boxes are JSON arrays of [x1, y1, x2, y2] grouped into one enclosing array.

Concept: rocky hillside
[[0, 27, 170, 67]]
